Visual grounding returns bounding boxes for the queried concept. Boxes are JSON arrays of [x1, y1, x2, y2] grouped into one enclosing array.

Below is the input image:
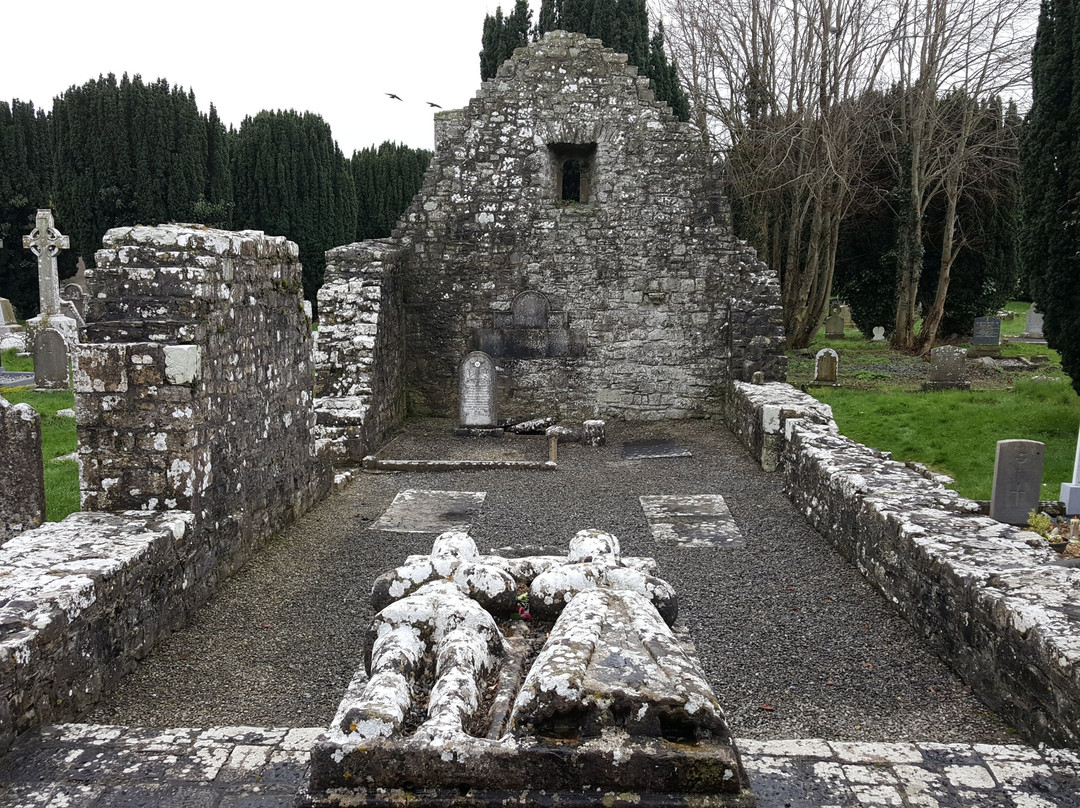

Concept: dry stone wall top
[[317, 30, 785, 438]]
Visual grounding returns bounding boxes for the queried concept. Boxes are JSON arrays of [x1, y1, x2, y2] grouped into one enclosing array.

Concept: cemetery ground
[[4, 310, 1080, 805]]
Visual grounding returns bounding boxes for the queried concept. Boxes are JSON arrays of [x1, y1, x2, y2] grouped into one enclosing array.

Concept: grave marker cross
[[22, 209, 69, 317]]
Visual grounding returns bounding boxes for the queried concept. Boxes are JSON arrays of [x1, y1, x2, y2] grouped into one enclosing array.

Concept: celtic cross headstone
[[22, 209, 69, 317]]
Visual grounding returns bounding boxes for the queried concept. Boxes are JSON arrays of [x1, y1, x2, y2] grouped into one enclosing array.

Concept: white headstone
[[871, 326, 886, 342], [1062, 419, 1080, 515], [459, 351, 496, 428], [1025, 305, 1044, 339]]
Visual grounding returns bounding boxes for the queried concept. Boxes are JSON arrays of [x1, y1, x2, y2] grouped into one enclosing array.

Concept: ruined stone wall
[[0, 396, 44, 544], [726, 381, 1080, 747], [318, 31, 785, 432], [0, 511, 195, 752], [77, 225, 331, 575], [315, 240, 407, 462]]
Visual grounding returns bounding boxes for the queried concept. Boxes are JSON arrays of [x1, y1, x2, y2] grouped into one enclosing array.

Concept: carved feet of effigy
[[308, 529, 755, 807]]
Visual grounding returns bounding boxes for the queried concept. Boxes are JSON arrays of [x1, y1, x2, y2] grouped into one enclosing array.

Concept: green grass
[[1, 386, 79, 521], [2, 347, 33, 372], [794, 302, 1078, 500]]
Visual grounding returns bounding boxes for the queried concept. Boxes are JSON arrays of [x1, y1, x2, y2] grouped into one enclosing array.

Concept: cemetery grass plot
[[640, 494, 745, 548], [372, 489, 487, 533]]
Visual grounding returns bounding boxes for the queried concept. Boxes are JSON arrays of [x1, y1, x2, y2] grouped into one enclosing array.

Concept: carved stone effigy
[[309, 530, 754, 807]]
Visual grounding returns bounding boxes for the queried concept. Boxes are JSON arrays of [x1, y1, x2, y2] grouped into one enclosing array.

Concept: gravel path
[[83, 418, 1011, 745]]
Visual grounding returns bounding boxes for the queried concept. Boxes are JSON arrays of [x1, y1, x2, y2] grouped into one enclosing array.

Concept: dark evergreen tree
[[1022, 0, 1080, 393], [231, 110, 357, 310], [51, 74, 214, 268], [479, 0, 689, 121], [351, 141, 432, 240], [0, 99, 52, 317]]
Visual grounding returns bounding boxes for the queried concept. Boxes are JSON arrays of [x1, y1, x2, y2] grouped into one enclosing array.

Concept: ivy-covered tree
[[482, 0, 689, 121], [1023, 0, 1080, 394], [351, 142, 432, 240], [231, 110, 357, 309], [0, 99, 52, 317]]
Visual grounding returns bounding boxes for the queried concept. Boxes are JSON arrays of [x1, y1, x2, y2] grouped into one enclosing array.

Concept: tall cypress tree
[[232, 110, 356, 310], [0, 99, 52, 317], [51, 74, 212, 266], [1022, 0, 1080, 393], [351, 141, 432, 240]]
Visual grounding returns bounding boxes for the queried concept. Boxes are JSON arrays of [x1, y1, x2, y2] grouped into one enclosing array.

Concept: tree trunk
[[916, 182, 960, 352]]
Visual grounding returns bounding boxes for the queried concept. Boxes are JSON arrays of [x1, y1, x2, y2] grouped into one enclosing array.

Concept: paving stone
[[371, 488, 487, 533]]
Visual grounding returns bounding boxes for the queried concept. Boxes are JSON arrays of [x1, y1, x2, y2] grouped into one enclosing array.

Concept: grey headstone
[[33, 329, 68, 390], [22, 208, 69, 318], [1025, 306, 1044, 339], [923, 345, 969, 391], [972, 316, 1001, 346], [0, 298, 16, 326], [460, 351, 496, 428], [621, 440, 692, 460], [61, 283, 86, 319], [814, 348, 838, 383], [640, 494, 745, 548], [1, 396, 45, 544], [512, 291, 549, 328], [825, 305, 845, 338], [871, 326, 886, 342], [840, 304, 854, 327], [989, 440, 1045, 525]]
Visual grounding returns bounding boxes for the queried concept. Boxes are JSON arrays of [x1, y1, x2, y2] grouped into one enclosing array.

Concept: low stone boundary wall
[[0, 511, 196, 753], [315, 240, 406, 464], [0, 396, 44, 544], [726, 381, 1080, 748]]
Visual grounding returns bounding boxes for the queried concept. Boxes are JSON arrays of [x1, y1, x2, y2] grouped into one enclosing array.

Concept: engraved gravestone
[[825, 305, 845, 338], [990, 439, 1045, 525], [61, 283, 85, 320], [512, 291, 549, 328], [872, 326, 886, 342], [33, 329, 68, 390], [459, 351, 496, 428], [923, 345, 970, 391], [972, 316, 1001, 346], [814, 348, 838, 383], [1025, 305, 1044, 339]]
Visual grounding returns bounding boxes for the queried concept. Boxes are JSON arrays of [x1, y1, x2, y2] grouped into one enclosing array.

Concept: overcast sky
[[1, 0, 505, 154]]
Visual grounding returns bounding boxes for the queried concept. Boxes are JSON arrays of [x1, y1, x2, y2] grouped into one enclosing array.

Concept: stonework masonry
[[316, 31, 786, 461], [726, 381, 1080, 748], [78, 225, 331, 573], [0, 224, 333, 752], [0, 511, 195, 752], [0, 396, 45, 544]]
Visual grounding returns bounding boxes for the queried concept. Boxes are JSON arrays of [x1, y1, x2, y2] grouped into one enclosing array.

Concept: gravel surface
[[83, 418, 1011, 745]]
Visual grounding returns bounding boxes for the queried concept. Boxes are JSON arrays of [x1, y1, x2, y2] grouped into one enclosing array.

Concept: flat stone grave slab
[[371, 489, 487, 533], [640, 494, 745, 548], [621, 439, 693, 460]]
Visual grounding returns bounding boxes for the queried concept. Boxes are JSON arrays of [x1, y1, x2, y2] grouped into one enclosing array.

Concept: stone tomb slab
[[621, 439, 692, 460], [640, 494, 744, 548], [371, 489, 487, 533]]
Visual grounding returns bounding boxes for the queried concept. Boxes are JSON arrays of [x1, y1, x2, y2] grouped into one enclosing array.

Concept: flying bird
[[426, 101, 442, 109], [386, 93, 403, 101]]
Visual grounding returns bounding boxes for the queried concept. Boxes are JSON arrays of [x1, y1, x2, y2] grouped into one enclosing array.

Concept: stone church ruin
[[315, 31, 786, 463]]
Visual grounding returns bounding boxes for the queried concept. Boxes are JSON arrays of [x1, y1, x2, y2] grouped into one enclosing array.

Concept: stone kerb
[[0, 396, 45, 544], [0, 511, 195, 753], [314, 239, 406, 465], [725, 382, 1080, 747], [79, 224, 330, 563]]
